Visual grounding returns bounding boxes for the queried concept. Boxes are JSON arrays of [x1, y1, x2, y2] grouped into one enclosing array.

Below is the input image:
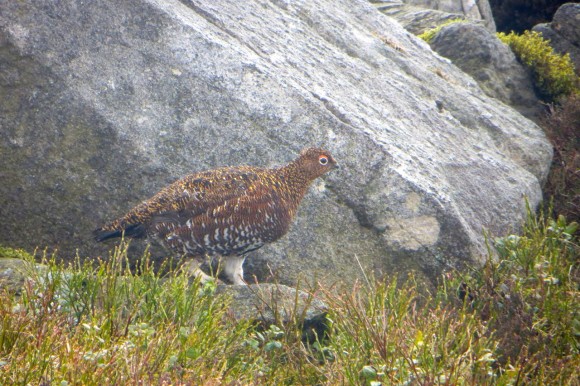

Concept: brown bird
[[95, 147, 338, 284]]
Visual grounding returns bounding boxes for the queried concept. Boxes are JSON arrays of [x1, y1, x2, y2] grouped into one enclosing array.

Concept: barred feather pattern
[[95, 148, 338, 266]]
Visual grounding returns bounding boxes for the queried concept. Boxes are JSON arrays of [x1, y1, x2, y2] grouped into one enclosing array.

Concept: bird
[[94, 147, 338, 284]]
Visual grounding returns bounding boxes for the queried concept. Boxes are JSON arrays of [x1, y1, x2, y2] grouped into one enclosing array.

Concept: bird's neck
[[278, 160, 314, 207]]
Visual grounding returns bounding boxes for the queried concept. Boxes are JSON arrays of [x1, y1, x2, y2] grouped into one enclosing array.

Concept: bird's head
[[295, 147, 339, 180]]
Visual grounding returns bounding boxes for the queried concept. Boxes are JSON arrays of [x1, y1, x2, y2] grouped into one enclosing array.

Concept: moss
[[497, 30, 579, 102], [418, 18, 466, 43]]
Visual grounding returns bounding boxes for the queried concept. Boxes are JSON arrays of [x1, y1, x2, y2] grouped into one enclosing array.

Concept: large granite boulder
[[0, 0, 551, 287], [430, 22, 543, 119], [533, 3, 580, 73]]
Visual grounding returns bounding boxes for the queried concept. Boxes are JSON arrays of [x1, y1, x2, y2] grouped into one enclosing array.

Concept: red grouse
[[95, 147, 338, 284]]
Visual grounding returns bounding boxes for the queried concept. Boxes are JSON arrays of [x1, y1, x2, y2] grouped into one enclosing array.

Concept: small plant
[[497, 30, 579, 102], [418, 18, 466, 43]]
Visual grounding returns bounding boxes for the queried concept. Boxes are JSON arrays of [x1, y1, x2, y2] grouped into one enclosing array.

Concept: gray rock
[[216, 284, 328, 337], [553, 3, 580, 45], [0, 258, 30, 294], [374, 1, 467, 35], [373, 0, 495, 32], [375, 5, 541, 119], [430, 22, 543, 119], [0, 0, 552, 286], [533, 3, 580, 73]]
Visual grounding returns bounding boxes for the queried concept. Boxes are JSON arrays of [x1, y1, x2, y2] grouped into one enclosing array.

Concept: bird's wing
[[161, 185, 286, 255], [130, 166, 268, 226], [95, 166, 270, 239]]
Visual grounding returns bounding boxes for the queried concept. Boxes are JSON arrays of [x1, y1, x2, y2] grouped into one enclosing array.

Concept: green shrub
[[497, 30, 579, 102], [418, 18, 465, 43]]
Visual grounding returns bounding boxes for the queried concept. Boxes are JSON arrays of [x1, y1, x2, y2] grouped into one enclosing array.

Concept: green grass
[[1, 205, 578, 385]]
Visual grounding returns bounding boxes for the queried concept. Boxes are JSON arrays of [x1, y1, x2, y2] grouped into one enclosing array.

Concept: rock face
[[0, 0, 552, 286], [373, 0, 495, 32], [533, 3, 580, 73], [430, 22, 543, 119]]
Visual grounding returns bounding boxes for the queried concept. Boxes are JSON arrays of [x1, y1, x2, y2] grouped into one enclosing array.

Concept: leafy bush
[[497, 30, 579, 102], [0, 245, 259, 384]]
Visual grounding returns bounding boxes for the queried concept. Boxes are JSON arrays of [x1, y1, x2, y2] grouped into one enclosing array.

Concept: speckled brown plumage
[[95, 148, 338, 284]]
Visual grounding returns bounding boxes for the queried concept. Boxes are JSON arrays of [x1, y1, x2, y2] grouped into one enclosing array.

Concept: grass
[[1, 205, 578, 385]]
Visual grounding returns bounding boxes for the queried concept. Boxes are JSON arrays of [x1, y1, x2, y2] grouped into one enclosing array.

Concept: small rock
[[374, 2, 467, 35], [374, 0, 496, 32], [216, 284, 328, 339], [0, 258, 33, 295], [430, 22, 542, 119], [533, 3, 580, 73]]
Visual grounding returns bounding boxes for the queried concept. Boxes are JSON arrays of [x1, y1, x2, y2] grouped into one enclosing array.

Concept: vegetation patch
[[418, 18, 466, 44], [0, 246, 34, 260], [0, 206, 578, 384], [497, 30, 579, 102]]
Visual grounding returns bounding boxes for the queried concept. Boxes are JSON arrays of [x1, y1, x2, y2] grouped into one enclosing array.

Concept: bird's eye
[[319, 156, 328, 165]]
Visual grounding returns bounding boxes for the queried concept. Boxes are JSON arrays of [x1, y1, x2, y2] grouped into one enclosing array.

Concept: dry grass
[[1, 205, 578, 385], [541, 94, 580, 225]]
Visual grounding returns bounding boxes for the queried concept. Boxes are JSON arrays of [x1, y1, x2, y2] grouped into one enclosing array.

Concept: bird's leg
[[223, 256, 246, 285], [181, 257, 218, 284], [189, 266, 216, 284]]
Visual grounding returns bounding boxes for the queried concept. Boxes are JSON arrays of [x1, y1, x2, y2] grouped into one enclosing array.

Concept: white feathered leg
[[181, 259, 215, 284], [190, 267, 215, 284], [224, 256, 246, 285]]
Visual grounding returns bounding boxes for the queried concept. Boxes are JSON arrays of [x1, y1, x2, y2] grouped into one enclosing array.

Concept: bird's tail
[[94, 223, 146, 242]]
